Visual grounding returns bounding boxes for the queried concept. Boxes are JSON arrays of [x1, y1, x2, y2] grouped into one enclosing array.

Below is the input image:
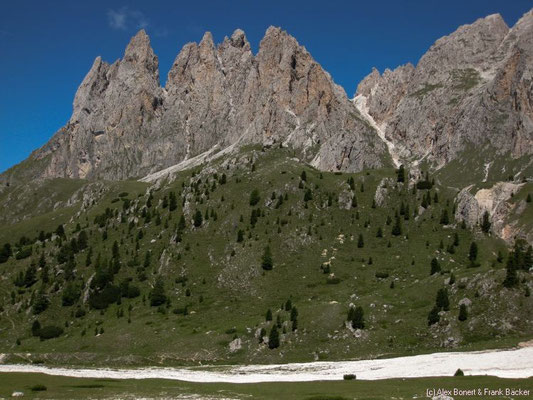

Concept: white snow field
[[0, 347, 532, 383]]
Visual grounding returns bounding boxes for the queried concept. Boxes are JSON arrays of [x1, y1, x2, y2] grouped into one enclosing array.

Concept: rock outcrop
[[455, 182, 532, 244]]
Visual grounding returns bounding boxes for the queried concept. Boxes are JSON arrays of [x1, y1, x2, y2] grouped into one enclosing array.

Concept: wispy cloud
[[0, 29, 13, 37], [107, 7, 149, 31]]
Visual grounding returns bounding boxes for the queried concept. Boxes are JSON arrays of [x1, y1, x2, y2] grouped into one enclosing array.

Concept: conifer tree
[[468, 242, 478, 262], [427, 306, 440, 326], [150, 276, 167, 306], [481, 211, 491, 233], [396, 165, 405, 183], [503, 256, 519, 288], [169, 191, 177, 211], [249, 189, 260, 206], [268, 325, 280, 349], [193, 210, 203, 227], [458, 304, 468, 321], [436, 288, 450, 311], [261, 246, 273, 271], [440, 209, 449, 225], [391, 215, 402, 236], [430, 258, 441, 275], [357, 233, 364, 248], [266, 308, 273, 321], [348, 306, 365, 329]]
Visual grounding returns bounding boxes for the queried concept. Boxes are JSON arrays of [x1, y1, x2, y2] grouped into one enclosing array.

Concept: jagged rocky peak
[[352, 9, 533, 176], [124, 29, 159, 70]]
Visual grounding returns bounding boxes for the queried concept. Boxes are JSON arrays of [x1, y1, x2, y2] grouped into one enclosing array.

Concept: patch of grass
[[0, 372, 532, 400], [410, 83, 443, 98], [451, 68, 481, 91]]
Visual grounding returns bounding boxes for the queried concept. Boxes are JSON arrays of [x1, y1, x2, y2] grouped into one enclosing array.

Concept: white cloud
[[107, 7, 149, 31]]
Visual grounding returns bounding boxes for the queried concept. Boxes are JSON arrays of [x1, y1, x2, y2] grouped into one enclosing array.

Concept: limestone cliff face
[[455, 182, 532, 245], [355, 11, 533, 170], [2, 27, 387, 183]]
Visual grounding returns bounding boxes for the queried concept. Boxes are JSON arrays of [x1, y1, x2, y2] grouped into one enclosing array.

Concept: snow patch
[[140, 137, 244, 183], [352, 95, 400, 167], [0, 347, 531, 383], [483, 161, 493, 182]]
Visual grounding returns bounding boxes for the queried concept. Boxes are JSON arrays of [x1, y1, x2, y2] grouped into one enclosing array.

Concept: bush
[[74, 308, 86, 318], [326, 276, 341, 284], [343, 374, 356, 380], [249, 189, 261, 206], [89, 285, 121, 309], [15, 246, 33, 260], [454, 368, 464, 376], [39, 325, 63, 340], [416, 180, 433, 190], [375, 272, 389, 279], [31, 384, 47, 391]]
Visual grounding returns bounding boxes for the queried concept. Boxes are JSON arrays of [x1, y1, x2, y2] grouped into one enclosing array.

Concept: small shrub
[[31, 384, 47, 391], [39, 325, 63, 340], [375, 272, 389, 279], [454, 368, 464, 376], [343, 374, 356, 380]]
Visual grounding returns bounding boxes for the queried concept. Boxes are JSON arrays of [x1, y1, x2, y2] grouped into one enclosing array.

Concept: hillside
[[0, 147, 531, 366]]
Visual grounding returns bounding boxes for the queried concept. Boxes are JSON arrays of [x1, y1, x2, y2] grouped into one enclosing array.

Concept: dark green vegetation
[[0, 147, 531, 366], [1, 372, 532, 399]]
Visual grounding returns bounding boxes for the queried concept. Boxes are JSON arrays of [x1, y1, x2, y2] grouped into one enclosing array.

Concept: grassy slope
[[0, 372, 532, 400], [0, 147, 531, 367]]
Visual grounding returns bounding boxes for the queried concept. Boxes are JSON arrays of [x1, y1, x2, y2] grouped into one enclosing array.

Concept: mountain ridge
[[1, 10, 532, 189]]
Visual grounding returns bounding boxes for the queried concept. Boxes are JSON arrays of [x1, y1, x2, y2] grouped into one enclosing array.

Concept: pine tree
[[350, 306, 365, 329], [300, 170, 307, 181], [396, 165, 405, 183], [436, 288, 450, 311], [193, 210, 203, 227], [449, 272, 456, 285], [77, 230, 88, 250], [503, 256, 519, 288], [304, 189, 313, 202], [351, 195, 358, 208], [31, 320, 41, 336], [268, 325, 280, 349], [169, 191, 178, 211], [237, 229, 244, 243], [468, 242, 478, 261], [376, 227, 383, 238], [249, 189, 260, 206], [481, 211, 491, 233], [357, 234, 364, 248], [427, 306, 440, 326], [150, 276, 167, 306], [430, 258, 441, 275], [266, 308, 273, 321], [285, 299, 292, 311], [290, 306, 298, 322], [440, 209, 449, 225], [458, 304, 468, 321], [525, 193, 531, 203], [391, 215, 402, 236], [261, 246, 273, 271]]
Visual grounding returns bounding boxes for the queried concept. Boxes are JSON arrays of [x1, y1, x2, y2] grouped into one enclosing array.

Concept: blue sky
[[1, 0, 531, 173]]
